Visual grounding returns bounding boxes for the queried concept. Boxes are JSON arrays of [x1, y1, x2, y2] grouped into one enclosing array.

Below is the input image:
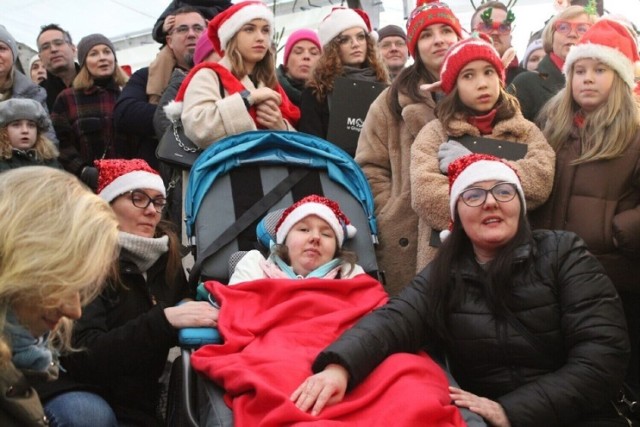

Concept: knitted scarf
[[118, 231, 169, 273], [467, 108, 497, 135], [174, 61, 300, 127], [5, 309, 52, 372]]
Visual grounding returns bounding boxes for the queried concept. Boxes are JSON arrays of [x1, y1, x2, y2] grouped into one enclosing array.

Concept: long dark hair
[[387, 59, 438, 120], [426, 203, 533, 344]]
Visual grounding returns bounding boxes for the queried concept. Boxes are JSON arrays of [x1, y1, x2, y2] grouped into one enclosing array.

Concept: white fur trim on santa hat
[[564, 43, 636, 89], [218, 3, 274, 52], [276, 202, 357, 248], [449, 160, 525, 219], [99, 170, 166, 203], [318, 8, 368, 47]]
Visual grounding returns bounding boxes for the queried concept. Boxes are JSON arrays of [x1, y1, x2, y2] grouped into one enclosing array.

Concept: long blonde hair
[[225, 35, 278, 89], [0, 167, 119, 364], [307, 33, 388, 102], [539, 71, 640, 164], [0, 126, 59, 160]]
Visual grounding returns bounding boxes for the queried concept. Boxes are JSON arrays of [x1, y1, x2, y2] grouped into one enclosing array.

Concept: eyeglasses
[[170, 24, 205, 36], [474, 21, 512, 35], [379, 40, 407, 49], [337, 32, 367, 45], [459, 183, 518, 207], [39, 39, 69, 52], [554, 21, 592, 36], [121, 190, 167, 213]]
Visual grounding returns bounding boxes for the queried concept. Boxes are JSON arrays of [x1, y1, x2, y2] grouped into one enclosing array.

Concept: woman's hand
[[163, 15, 176, 34], [164, 301, 219, 328], [290, 364, 349, 416], [449, 386, 511, 427], [255, 100, 287, 130], [249, 87, 282, 106]]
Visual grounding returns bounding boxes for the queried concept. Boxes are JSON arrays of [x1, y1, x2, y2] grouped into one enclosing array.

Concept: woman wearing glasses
[[508, 5, 596, 122], [62, 159, 219, 426], [298, 7, 388, 139], [50, 34, 134, 188], [293, 154, 630, 426]]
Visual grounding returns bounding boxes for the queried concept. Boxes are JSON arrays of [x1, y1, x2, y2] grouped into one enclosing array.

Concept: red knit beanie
[[406, 0, 462, 58], [439, 36, 505, 95]]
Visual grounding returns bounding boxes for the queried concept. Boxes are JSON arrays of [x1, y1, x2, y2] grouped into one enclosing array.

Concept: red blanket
[[191, 275, 465, 427]]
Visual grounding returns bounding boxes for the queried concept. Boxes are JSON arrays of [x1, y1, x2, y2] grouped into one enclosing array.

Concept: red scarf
[[174, 62, 300, 128], [467, 109, 497, 135], [549, 53, 565, 72], [574, 110, 585, 129]]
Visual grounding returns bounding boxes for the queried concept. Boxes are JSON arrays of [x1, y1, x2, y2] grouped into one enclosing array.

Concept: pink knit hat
[[194, 33, 214, 64], [283, 29, 322, 66], [439, 36, 505, 95], [275, 195, 356, 248], [208, 1, 274, 55]]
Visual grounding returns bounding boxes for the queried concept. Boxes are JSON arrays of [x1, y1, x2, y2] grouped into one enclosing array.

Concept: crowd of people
[[1, 0, 640, 426]]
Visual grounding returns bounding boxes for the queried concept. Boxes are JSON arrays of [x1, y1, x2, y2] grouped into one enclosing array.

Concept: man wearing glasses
[[376, 25, 408, 81], [36, 24, 79, 111], [470, 1, 525, 85]]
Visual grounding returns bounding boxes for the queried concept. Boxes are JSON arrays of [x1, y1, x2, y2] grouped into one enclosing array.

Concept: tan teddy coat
[[355, 88, 436, 295], [410, 111, 555, 270]]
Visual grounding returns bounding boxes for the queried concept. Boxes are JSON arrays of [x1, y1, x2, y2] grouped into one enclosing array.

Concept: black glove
[[80, 166, 99, 192]]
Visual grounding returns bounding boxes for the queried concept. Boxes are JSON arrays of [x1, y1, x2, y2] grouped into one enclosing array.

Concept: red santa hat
[[95, 159, 166, 203], [440, 36, 505, 95], [318, 7, 373, 47], [564, 18, 640, 89], [406, 1, 462, 58], [275, 195, 357, 248], [441, 153, 524, 241], [208, 1, 274, 55]]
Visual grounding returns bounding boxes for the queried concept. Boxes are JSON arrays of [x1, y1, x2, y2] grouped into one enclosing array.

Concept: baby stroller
[[167, 130, 486, 426], [167, 130, 381, 426]]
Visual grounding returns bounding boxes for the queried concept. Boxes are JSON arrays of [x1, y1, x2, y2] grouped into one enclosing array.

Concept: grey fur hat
[[0, 99, 51, 131], [0, 25, 18, 64], [77, 33, 116, 67]]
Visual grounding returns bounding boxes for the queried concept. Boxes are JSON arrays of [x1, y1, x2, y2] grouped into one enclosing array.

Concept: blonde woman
[[508, 5, 597, 121], [0, 167, 119, 426], [50, 33, 132, 185], [534, 19, 640, 399]]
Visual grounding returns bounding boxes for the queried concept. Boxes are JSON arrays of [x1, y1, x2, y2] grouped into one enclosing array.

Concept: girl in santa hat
[[167, 1, 300, 149], [297, 7, 388, 139], [229, 194, 363, 284], [410, 35, 555, 274], [535, 18, 640, 397], [355, 1, 463, 295]]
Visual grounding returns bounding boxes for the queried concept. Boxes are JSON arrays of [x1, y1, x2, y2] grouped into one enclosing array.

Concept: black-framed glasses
[[122, 190, 166, 213], [459, 183, 518, 207], [170, 24, 205, 36]]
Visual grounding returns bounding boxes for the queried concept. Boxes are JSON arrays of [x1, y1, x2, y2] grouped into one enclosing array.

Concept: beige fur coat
[[355, 88, 436, 295], [410, 111, 555, 270]]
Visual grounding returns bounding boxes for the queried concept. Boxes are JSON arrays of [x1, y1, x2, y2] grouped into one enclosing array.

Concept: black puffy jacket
[[314, 230, 629, 426], [63, 254, 190, 426]]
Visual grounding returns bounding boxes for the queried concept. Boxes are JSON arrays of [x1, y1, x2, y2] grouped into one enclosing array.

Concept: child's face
[[571, 58, 615, 113], [284, 215, 338, 277], [235, 19, 271, 69], [456, 60, 501, 114], [7, 119, 38, 150]]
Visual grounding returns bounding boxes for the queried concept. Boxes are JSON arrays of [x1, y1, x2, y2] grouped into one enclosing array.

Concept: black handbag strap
[[503, 310, 558, 360], [188, 168, 310, 287]]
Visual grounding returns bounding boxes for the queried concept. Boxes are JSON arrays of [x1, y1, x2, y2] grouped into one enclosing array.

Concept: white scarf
[[118, 231, 169, 273]]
